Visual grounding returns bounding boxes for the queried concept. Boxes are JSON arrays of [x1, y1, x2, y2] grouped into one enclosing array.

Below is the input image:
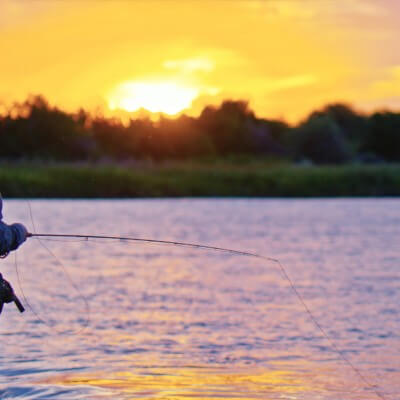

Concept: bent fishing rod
[[27, 232, 267, 259], [25, 231, 387, 400]]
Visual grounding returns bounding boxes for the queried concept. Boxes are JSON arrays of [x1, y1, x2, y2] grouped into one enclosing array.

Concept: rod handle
[[13, 296, 25, 313]]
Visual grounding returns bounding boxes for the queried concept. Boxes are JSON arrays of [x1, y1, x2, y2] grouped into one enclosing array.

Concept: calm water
[[0, 199, 399, 400]]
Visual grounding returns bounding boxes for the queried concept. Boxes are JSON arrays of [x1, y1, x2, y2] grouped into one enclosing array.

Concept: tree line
[[1, 95, 399, 164]]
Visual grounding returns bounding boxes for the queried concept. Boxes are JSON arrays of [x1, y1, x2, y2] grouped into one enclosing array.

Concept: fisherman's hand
[[11, 223, 28, 246], [0, 273, 25, 315]]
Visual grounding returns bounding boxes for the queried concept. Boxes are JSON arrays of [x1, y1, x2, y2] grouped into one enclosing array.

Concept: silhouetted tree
[[293, 115, 352, 164], [91, 117, 136, 159], [198, 101, 256, 154], [251, 119, 290, 156], [363, 112, 400, 161], [0, 96, 93, 160], [310, 103, 368, 154], [0, 95, 399, 164], [153, 115, 214, 159]]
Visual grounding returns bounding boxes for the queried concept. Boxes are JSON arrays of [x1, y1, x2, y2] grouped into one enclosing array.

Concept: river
[[0, 198, 399, 399]]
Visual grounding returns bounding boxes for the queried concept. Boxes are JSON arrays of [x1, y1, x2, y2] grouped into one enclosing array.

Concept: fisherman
[[0, 194, 28, 314]]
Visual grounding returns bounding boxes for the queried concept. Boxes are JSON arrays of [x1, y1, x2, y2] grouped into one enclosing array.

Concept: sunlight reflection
[[40, 367, 312, 399]]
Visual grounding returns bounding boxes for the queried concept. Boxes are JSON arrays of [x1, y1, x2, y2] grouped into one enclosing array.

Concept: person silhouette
[[0, 194, 28, 258], [0, 194, 28, 314]]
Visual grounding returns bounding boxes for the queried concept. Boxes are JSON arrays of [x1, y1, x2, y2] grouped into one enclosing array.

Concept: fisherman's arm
[[0, 222, 28, 257]]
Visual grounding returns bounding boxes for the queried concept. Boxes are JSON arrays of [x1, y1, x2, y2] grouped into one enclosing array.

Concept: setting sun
[[1, 0, 400, 120], [108, 81, 199, 115]]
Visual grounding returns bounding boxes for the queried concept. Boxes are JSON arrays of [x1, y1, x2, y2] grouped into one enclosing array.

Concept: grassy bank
[[1, 162, 400, 197]]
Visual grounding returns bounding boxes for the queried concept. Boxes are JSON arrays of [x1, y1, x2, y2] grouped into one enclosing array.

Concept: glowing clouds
[[163, 57, 215, 74], [108, 81, 200, 115]]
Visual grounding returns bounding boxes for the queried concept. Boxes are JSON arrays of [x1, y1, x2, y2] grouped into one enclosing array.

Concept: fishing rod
[[28, 232, 269, 259], [26, 232, 387, 400]]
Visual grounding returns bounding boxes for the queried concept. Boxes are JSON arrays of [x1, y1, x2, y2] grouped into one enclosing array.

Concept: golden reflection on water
[[40, 367, 311, 399]]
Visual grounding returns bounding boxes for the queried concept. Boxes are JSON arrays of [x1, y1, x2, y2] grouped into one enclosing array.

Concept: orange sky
[[1, 0, 399, 122]]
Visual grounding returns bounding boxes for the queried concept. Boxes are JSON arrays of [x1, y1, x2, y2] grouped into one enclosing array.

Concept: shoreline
[[1, 163, 400, 198]]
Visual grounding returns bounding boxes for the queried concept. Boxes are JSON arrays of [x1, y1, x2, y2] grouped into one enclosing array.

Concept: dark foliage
[[310, 103, 369, 154], [0, 96, 94, 160], [293, 114, 352, 164], [0, 95, 398, 164], [363, 112, 400, 161]]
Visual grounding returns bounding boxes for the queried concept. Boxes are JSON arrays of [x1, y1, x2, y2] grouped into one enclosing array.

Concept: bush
[[292, 115, 352, 164], [363, 112, 400, 161]]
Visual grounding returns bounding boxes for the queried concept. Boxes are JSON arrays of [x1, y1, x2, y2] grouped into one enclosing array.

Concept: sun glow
[[108, 81, 199, 115]]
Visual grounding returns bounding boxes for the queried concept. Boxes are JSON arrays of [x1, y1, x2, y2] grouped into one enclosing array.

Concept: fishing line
[[14, 203, 51, 329], [14, 251, 54, 331], [28, 232, 387, 400], [13, 203, 91, 334]]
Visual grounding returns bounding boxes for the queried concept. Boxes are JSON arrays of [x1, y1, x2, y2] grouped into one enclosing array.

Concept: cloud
[[263, 74, 317, 93], [242, 0, 390, 26], [0, 0, 54, 29], [163, 57, 215, 74], [370, 66, 400, 97]]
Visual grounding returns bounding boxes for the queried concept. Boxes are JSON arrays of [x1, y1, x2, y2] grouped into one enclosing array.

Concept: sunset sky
[[1, 0, 399, 122]]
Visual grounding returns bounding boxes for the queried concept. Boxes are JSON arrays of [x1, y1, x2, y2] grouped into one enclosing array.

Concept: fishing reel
[[0, 273, 25, 315]]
